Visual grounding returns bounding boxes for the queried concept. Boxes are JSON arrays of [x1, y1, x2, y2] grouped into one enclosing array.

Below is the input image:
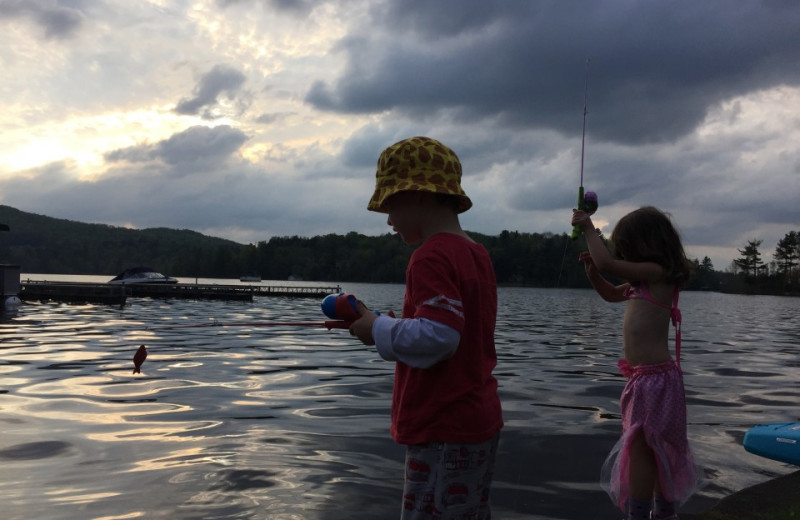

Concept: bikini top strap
[[640, 282, 672, 311]]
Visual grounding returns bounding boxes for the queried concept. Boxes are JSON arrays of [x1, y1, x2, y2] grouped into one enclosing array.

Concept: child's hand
[[578, 251, 597, 276], [571, 210, 594, 232], [348, 300, 378, 345]]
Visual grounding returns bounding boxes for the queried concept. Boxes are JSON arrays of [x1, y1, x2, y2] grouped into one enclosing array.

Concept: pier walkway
[[19, 281, 342, 306]]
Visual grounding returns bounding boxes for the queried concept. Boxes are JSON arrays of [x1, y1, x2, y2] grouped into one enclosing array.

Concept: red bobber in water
[[133, 344, 148, 374]]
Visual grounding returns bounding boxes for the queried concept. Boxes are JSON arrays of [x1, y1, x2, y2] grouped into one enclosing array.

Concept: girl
[[571, 206, 699, 520]]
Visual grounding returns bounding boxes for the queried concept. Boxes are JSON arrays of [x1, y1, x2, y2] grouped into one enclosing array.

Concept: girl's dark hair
[[610, 206, 691, 286]]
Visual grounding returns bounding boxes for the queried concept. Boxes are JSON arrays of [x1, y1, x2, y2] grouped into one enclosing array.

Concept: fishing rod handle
[[325, 320, 353, 330], [570, 188, 599, 240]]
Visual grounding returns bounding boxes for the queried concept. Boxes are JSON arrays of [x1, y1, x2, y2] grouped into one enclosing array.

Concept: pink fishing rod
[[569, 58, 599, 240], [150, 319, 353, 331]]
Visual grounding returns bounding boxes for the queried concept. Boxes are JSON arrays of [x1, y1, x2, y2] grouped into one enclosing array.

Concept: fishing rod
[[569, 58, 599, 240], [143, 293, 371, 331], [132, 293, 389, 373], [147, 319, 352, 331]]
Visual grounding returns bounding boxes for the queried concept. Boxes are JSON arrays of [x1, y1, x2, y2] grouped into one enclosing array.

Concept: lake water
[[1, 275, 798, 520]]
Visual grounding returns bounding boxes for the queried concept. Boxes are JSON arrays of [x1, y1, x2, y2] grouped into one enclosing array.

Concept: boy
[[349, 136, 503, 519]]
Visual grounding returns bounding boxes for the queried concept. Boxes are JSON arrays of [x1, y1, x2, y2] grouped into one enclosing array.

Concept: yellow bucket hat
[[367, 136, 472, 213]]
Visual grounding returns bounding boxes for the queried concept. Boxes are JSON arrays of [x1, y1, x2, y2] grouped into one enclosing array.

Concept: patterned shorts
[[401, 433, 500, 520]]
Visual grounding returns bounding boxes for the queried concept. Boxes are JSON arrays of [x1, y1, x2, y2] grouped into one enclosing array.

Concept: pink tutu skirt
[[601, 360, 701, 511]]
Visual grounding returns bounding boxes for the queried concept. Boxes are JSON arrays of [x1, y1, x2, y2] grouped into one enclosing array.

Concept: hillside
[[2, 205, 792, 293], [0, 205, 242, 277], [0, 205, 587, 285]]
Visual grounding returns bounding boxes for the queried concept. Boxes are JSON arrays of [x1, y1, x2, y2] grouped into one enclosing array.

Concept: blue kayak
[[743, 423, 800, 466]]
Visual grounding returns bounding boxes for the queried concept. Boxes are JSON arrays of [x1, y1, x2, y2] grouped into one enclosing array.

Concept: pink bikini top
[[623, 282, 682, 366]]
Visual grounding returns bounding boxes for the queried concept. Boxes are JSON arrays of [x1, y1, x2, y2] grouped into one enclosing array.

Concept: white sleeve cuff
[[372, 315, 398, 361], [371, 315, 460, 368]]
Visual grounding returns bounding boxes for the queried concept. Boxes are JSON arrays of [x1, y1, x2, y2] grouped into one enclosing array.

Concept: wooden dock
[[19, 281, 129, 306], [18, 281, 342, 305]]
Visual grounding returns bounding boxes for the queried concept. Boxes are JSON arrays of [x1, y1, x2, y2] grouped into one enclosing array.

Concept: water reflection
[[0, 282, 798, 519]]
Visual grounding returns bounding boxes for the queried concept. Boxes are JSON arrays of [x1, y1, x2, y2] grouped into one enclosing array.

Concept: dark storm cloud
[[175, 65, 248, 117], [0, 0, 84, 38], [306, 0, 800, 145], [340, 125, 404, 170], [156, 126, 248, 165], [105, 125, 248, 176]]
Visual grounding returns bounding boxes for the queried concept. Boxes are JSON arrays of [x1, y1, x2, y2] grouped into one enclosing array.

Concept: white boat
[[240, 275, 261, 282], [109, 266, 178, 285]]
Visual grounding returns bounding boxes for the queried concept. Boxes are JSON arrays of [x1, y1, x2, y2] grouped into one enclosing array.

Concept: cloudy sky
[[1, 0, 798, 270]]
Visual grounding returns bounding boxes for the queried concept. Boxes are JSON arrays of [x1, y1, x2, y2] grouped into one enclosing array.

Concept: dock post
[[0, 264, 22, 311]]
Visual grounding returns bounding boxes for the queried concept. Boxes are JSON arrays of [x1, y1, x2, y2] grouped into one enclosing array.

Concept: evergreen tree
[[774, 231, 799, 275], [734, 240, 767, 278], [689, 256, 717, 290]]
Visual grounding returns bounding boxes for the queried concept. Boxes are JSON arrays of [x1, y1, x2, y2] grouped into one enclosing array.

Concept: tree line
[[719, 232, 800, 294], [229, 230, 800, 295], [0, 205, 797, 294]]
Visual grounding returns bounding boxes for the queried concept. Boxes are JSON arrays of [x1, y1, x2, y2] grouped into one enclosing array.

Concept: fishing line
[[556, 236, 571, 287], [132, 319, 350, 374]]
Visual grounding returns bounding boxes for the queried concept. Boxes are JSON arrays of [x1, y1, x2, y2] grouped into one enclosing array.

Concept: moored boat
[[109, 266, 178, 285]]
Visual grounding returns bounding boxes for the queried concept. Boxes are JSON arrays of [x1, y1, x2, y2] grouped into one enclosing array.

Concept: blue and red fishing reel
[[321, 293, 392, 328], [321, 293, 360, 323]]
